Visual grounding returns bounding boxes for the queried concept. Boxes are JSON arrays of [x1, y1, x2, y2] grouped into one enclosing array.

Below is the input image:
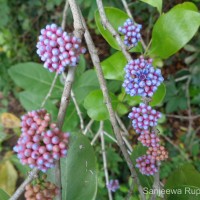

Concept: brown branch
[[67, 3, 146, 199]]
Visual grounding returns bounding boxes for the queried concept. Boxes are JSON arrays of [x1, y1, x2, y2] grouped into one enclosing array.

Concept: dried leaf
[[0, 160, 18, 195], [1, 113, 21, 128]]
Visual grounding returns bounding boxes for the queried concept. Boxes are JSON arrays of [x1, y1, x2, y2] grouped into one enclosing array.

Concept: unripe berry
[[118, 18, 142, 47]]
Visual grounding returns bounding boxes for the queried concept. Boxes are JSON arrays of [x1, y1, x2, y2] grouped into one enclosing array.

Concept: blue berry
[[128, 103, 161, 133], [123, 56, 164, 97], [118, 18, 142, 47]]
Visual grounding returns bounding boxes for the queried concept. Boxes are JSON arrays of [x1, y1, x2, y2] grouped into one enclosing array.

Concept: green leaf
[[95, 7, 129, 50], [140, 0, 162, 14], [150, 83, 166, 106], [84, 90, 118, 121], [150, 2, 200, 59], [62, 102, 79, 131], [10, 155, 30, 176], [8, 62, 63, 98], [73, 70, 100, 104], [19, 91, 58, 121], [165, 164, 200, 189], [0, 188, 10, 200], [47, 132, 97, 200], [121, 83, 166, 107], [101, 51, 127, 81], [116, 103, 129, 116]]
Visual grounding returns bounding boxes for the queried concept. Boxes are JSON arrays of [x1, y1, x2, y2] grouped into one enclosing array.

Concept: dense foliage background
[[0, 0, 200, 199]]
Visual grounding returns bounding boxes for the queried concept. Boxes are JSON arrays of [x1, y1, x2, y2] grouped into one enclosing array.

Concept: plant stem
[[100, 122, 113, 200]]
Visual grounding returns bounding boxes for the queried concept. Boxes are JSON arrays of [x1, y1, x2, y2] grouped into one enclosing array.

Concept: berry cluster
[[24, 181, 58, 200], [13, 109, 70, 172], [107, 179, 120, 192], [118, 18, 142, 47], [138, 130, 160, 147], [122, 57, 164, 97], [147, 146, 168, 162], [36, 24, 85, 74], [136, 155, 158, 176], [128, 103, 162, 133]]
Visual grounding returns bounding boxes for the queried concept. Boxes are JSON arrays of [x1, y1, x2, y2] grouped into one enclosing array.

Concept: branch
[[150, 168, 162, 200], [115, 113, 129, 136], [71, 4, 146, 199], [166, 114, 200, 120], [41, 72, 59, 108], [96, 0, 132, 61], [83, 119, 94, 135], [55, 0, 85, 199], [9, 168, 38, 200], [100, 122, 113, 200], [71, 90, 84, 131]]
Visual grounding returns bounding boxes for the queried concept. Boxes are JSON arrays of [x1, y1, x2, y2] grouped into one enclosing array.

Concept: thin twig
[[166, 114, 200, 120], [71, 90, 84, 131], [96, 0, 132, 61], [115, 113, 129, 136], [120, 0, 147, 49], [41, 73, 59, 108], [91, 131, 100, 146], [83, 119, 94, 135], [61, 0, 69, 30], [121, 0, 132, 20], [104, 131, 118, 143], [62, 73, 85, 132], [100, 122, 113, 200], [9, 168, 38, 200], [125, 179, 134, 200], [55, 1, 85, 199], [150, 168, 162, 200]]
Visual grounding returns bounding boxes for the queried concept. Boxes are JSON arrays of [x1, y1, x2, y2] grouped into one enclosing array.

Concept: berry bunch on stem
[[24, 178, 58, 200], [13, 109, 70, 172], [119, 18, 168, 176], [36, 24, 85, 73]]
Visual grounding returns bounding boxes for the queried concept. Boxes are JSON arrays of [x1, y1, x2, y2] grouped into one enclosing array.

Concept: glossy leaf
[[19, 91, 58, 121], [140, 0, 162, 14], [62, 102, 79, 131], [0, 188, 10, 200], [150, 2, 200, 59], [101, 51, 127, 81], [150, 83, 166, 106], [8, 62, 63, 98], [73, 70, 100, 104], [47, 132, 97, 200], [122, 83, 166, 107], [84, 90, 118, 121], [95, 7, 130, 50]]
